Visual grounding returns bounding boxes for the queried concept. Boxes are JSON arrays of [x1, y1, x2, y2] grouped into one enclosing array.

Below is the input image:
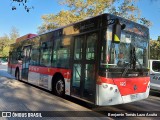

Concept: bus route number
[[120, 82, 126, 86]]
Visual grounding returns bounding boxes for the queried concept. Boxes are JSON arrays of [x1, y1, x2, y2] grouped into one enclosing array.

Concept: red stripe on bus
[[8, 63, 22, 69], [29, 66, 71, 79], [97, 76, 114, 84], [113, 77, 150, 96], [97, 76, 150, 96]]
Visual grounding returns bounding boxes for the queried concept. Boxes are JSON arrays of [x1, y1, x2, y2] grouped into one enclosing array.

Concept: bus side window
[[52, 37, 71, 68], [40, 41, 52, 67], [30, 46, 40, 66], [152, 61, 160, 72], [86, 33, 97, 60]]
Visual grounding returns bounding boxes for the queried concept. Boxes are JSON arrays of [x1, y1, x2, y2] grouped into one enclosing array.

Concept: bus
[[8, 13, 150, 106], [149, 60, 160, 91]]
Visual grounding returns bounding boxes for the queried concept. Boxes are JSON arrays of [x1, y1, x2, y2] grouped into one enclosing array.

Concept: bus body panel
[[96, 81, 150, 106], [28, 66, 71, 95], [97, 76, 149, 95], [96, 83, 123, 105], [113, 77, 150, 96]]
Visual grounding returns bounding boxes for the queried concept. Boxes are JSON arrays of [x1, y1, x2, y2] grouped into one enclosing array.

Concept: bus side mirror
[[112, 19, 126, 44]]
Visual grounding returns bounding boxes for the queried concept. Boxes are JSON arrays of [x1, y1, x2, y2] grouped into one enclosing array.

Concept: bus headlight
[[103, 84, 108, 89], [115, 89, 118, 92], [110, 87, 113, 91]]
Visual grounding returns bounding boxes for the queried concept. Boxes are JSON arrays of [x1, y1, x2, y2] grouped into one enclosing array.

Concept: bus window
[[52, 37, 70, 68], [40, 41, 52, 67], [86, 33, 97, 60], [101, 29, 147, 69], [84, 64, 95, 98], [30, 43, 40, 66], [152, 61, 160, 72], [74, 36, 83, 60]]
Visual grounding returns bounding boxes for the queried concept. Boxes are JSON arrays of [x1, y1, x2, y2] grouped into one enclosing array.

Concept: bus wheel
[[54, 78, 65, 97], [15, 69, 19, 80]]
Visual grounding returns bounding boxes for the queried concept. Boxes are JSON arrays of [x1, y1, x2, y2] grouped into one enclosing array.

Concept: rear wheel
[[53, 77, 65, 97]]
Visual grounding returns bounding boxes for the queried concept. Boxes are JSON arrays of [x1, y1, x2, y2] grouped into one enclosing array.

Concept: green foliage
[[0, 27, 19, 57], [0, 35, 9, 57], [10, 27, 20, 44], [109, 0, 152, 27], [158, 36, 160, 41], [109, 0, 139, 21], [37, 0, 151, 34], [37, 0, 117, 34], [150, 37, 160, 59]]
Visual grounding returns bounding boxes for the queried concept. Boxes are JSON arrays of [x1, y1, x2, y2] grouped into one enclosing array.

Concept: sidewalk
[[0, 70, 15, 79]]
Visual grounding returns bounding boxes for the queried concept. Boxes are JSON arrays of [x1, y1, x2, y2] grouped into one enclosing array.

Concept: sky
[[0, 0, 160, 40]]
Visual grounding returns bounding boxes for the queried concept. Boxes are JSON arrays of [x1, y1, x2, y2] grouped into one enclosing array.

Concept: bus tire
[[53, 77, 65, 97], [15, 69, 19, 80]]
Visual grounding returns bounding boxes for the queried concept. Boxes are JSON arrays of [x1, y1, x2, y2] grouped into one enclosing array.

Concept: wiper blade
[[122, 63, 130, 77], [132, 47, 143, 69], [132, 47, 136, 70], [122, 47, 136, 77]]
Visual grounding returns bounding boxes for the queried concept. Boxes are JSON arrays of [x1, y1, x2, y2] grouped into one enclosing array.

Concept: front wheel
[[53, 78, 65, 97]]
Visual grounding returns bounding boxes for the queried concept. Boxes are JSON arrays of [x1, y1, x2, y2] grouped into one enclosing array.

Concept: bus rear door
[[21, 45, 32, 81]]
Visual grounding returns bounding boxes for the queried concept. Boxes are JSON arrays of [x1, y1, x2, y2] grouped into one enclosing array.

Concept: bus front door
[[21, 46, 31, 81], [71, 33, 97, 103]]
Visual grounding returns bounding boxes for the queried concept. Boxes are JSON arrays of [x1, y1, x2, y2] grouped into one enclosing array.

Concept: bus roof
[[15, 13, 149, 44], [16, 33, 37, 43], [38, 13, 149, 37]]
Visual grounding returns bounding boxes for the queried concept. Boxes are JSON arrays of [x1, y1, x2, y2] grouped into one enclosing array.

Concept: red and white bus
[[8, 13, 150, 106]]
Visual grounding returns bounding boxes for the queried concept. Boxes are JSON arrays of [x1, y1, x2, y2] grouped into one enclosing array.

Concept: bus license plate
[[131, 94, 138, 99]]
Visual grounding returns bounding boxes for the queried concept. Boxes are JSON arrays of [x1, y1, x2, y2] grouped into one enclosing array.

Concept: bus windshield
[[101, 28, 148, 69]]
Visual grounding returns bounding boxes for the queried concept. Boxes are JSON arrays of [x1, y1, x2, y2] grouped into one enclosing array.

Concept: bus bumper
[[96, 82, 150, 106]]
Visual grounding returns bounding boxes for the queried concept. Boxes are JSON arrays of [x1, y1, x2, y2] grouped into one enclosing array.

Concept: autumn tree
[[9, 27, 20, 44], [0, 27, 19, 57], [37, 0, 151, 34], [150, 36, 160, 59], [0, 35, 10, 57], [108, 0, 152, 27]]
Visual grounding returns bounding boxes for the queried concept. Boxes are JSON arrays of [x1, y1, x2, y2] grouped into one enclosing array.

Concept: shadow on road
[[0, 70, 15, 79], [150, 90, 160, 97]]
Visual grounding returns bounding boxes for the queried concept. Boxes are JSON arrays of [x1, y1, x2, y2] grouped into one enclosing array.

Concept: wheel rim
[[56, 79, 64, 95]]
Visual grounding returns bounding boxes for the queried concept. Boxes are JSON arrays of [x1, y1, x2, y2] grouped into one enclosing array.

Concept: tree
[[37, 0, 151, 34], [158, 36, 160, 41], [0, 35, 10, 57], [108, 0, 152, 27], [150, 36, 160, 60], [0, 27, 19, 57], [9, 27, 20, 44]]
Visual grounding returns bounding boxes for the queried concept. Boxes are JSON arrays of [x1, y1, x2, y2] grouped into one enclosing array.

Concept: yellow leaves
[[127, 5, 137, 11], [37, 0, 151, 34]]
